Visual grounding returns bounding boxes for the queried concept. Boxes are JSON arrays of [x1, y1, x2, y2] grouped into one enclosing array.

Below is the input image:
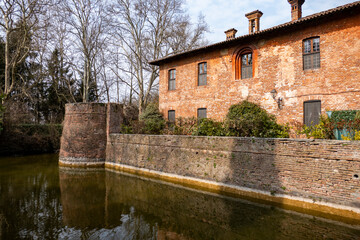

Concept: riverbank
[[0, 124, 62, 156]]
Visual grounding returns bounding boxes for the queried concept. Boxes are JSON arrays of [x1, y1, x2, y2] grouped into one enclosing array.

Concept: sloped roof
[[149, 1, 360, 66]]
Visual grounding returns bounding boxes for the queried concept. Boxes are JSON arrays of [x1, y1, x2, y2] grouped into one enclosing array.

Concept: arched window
[[235, 48, 253, 79]]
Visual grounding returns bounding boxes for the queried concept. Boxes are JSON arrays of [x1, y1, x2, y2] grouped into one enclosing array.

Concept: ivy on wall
[[331, 110, 359, 122]]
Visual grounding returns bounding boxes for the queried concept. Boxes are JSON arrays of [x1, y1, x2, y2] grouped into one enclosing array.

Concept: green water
[[0, 154, 359, 239]]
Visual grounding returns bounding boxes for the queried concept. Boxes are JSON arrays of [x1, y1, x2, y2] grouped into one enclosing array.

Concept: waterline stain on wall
[[59, 103, 360, 223]]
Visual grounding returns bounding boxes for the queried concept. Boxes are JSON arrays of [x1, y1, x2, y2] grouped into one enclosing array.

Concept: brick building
[[150, 1, 360, 126]]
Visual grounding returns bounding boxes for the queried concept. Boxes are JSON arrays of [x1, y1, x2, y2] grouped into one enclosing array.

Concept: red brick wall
[[159, 14, 360, 125], [59, 103, 124, 166], [106, 134, 360, 219], [59, 103, 108, 165]]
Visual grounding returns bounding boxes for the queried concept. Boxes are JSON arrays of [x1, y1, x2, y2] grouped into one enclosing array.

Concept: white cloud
[[185, 0, 356, 43]]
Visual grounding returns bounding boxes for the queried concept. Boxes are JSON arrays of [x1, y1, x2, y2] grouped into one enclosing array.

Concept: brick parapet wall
[[106, 134, 360, 212]]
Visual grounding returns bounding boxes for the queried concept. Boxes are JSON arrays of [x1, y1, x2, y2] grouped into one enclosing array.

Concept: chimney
[[288, 0, 305, 21], [225, 28, 238, 40], [245, 10, 263, 34]]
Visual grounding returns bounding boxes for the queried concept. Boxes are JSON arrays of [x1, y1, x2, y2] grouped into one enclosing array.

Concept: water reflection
[[60, 168, 360, 240], [0, 154, 62, 239], [59, 168, 106, 228], [0, 155, 360, 239]]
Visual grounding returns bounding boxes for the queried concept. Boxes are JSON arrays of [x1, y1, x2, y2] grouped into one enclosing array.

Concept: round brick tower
[[59, 103, 108, 167]]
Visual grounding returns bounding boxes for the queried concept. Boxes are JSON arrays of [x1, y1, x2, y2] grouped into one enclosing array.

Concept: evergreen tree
[[45, 48, 78, 123]]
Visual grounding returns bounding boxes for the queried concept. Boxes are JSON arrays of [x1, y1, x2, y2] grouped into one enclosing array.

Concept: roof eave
[[149, 1, 360, 66]]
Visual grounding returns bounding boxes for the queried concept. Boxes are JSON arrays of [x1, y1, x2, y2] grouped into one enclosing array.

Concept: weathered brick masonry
[[59, 103, 360, 220], [106, 134, 360, 220], [152, 2, 360, 125], [59, 103, 123, 166]]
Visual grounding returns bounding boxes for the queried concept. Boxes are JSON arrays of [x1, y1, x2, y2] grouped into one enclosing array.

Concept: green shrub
[[301, 114, 334, 139], [355, 111, 360, 121], [164, 117, 197, 135], [330, 110, 360, 138], [225, 101, 289, 138], [193, 118, 226, 136], [330, 110, 360, 130], [120, 124, 133, 134], [331, 110, 359, 123], [139, 103, 165, 134]]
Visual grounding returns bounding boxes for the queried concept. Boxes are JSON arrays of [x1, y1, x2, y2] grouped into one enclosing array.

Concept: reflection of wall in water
[[59, 168, 106, 228], [104, 171, 360, 240], [59, 168, 360, 240]]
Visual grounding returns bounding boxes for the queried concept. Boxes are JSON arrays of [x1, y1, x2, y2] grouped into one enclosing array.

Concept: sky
[[184, 0, 357, 43]]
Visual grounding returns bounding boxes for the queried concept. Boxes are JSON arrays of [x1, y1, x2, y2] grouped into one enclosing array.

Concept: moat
[[1, 154, 359, 239]]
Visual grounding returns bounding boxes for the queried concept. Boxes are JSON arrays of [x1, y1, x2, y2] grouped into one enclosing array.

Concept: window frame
[[303, 100, 321, 126], [198, 62, 207, 86], [235, 47, 254, 80], [168, 69, 176, 90], [303, 37, 320, 70], [197, 108, 207, 119], [168, 110, 175, 122]]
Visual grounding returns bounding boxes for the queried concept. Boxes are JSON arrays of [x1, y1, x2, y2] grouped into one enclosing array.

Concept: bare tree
[[60, 0, 108, 103], [0, 0, 48, 98], [109, 0, 208, 115]]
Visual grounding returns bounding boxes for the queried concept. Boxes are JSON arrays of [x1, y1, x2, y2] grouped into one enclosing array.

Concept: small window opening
[[197, 108, 207, 119]]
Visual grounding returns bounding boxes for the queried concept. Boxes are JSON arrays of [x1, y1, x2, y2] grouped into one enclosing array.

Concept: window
[[168, 69, 176, 90], [198, 62, 207, 86], [168, 110, 175, 122], [235, 48, 254, 80], [304, 100, 321, 126], [241, 53, 253, 79], [303, 37, 320, 70], [197, 108, 207, 119]]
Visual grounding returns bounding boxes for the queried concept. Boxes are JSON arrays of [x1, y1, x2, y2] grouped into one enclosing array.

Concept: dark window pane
[[169, 69, 176, 90], [241, 53, 252, 79], [203, 63, 207, 73], [168, 110, 175, 122], [241, 66, 252, 79], [313, 52, 320, 68], [169, 79, 175, 90], [303, 54, 312, 70], [248, 54, 252, 65], [199, 74, 206, 86], [304, 101, 321, 126], [197, 108, 207, 119]]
